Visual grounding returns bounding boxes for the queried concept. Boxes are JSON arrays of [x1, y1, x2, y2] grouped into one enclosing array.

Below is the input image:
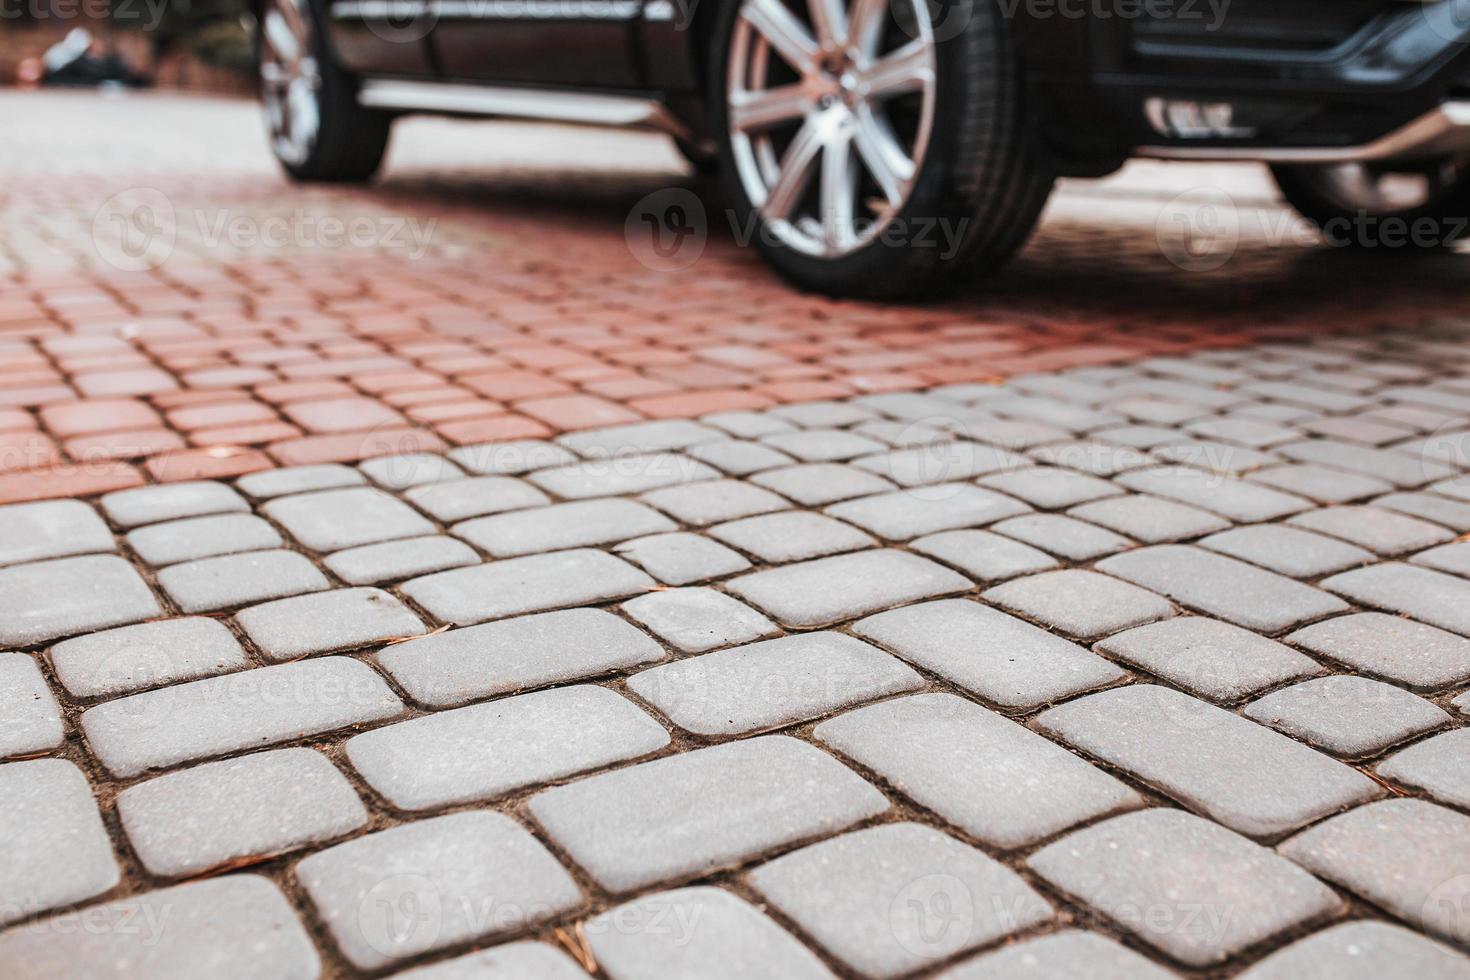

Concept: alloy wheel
[[260, 0, 323, 167]]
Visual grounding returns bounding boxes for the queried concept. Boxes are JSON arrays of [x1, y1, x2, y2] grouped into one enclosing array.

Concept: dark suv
[[255, 0, 1470, 296]]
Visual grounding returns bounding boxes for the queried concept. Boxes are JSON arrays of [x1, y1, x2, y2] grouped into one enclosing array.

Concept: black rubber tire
[[1271, 162, 1470, 250], [675, 136, 721, 177], [708, 0, 1055, 299], [261, 0, 392, 184]]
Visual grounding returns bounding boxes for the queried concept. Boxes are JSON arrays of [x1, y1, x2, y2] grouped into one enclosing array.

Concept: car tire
[[675, 136, 722, 176], [709, 0, 1054, 298], [1271, 160, 1470, 250], [258, 0, 391, 184]]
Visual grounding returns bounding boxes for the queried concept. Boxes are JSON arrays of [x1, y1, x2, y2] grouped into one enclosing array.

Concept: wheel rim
[[727, 0, 937, 259], [1307, 158, 1468, 215], [260, 0, 322, 167]]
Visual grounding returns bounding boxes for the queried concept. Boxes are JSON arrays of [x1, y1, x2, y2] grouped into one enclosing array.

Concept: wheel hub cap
[[260, 0, 322, 167]]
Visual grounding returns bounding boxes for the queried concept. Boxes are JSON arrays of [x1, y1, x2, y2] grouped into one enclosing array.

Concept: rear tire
[[1271, 159, 1470, 250]]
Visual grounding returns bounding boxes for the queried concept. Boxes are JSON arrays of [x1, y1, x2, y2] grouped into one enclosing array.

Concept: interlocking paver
[[816, 694, 1140, 847], [613, 531, 751, 584], [937, 930, 1177, 979], [401, 475, 549, 521], [528, 736, 887, 892], [236, 587, 426, 661], [125, 512, 282, 567], [981, 568, 1174, 640], [1237, 921, 1470, 980], [990, 512, 1134, 561], [1198, 524, 1372, 578], [977, 466, 1122, 509], [81, 656, 404, 777], [1281, 800, 1470, 947], [1037, 685, 1381, 837], [1095, 618, 1321, 702], [396, 943, 590, 980], [748, 823, 1052, 978], [1321, 563, 1470, 637], [853, 599, 1121, 708], [628, 632, 922, 736], [708, 511, 875, 562], [558, 419, 725, 455], [100, 480, 249, 527], [1244, 676, 1450, 757], [621, 587, 778, 653], [1115, 466, 1313, 523], [158, 548, 329, 612], [1288, 505, 1455, 556], [683, 438, 795, 476], [908, 529, 1059, 581], [0, 875, 320, 980], [324, 535, 480, 585], [769, 402, 876, 429], [1377, 729, 1470, 808], [1278, 439, 1455, 488], [1067, 493, 1230, 543], [236, 462, 366, 499], [0, 759, 118, 925], [854, 442, 1031, 488], [47, 617, 247, 698], [639, 480, 790, 526], [452, 499, 675, 557], [1246, 462, 1395, 504], [0, 499, 114, 567], [1286, 612, 1470, 689], [728, 549, 970, 627], [117, 748, 367, 877], [585, 887, 834, 980], [358, 452, 464, 489], [527, 453, 720, 499], [263, 487, 435, 552], [447, 439, 577, 475], [749, 463, 897, 506], [1028, 809, 1340, 966], [1376, 491, 1470, 532], [297, 810, 581, 969], [376, 607, 665, 707], [401, 549, 654, 625], [825, 484, 1031, 540], [1098, 545, 1347, 633], [0, 653, 62, 758], [0, 554, 161, 646], [1029, 439, 1155, 477], [761, 427, 888, 462]]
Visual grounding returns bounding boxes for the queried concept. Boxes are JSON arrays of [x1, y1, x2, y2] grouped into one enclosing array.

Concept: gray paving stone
[[48, 617, 246, 698], [816, 694, 1140, 848], [447, 438, 578, 475], [988, 395, 1123, 432], [263, 487, 435, 552], [0, 653, 62, 759], [1115, 466, 1313, 523], [1247, 463, 1395, 504], [768, 401, 877, 428], [401, 475, 549, 522], [529, 735, 887, 892], [629, 632, 922, 736], [1067, 494, 1230, 543], [0, 874, 320, 980], [395, 942, 590, 980], [1280, 800, 1470, 947], [297, 810, 581, 970], [1377, 729, 1470, 808], [1096, 424, 1189, 450], [825, 484, 1031, 540], [1244, 676, 1449, 757], [613, 532, 751, 585], [81, 656, 404, 777], [0, 499, 115, 567], [1029, 809, 1339, 966], [708, 511, 875, 562], [1321, 563, 1470, 636], [1198, 524, 1372, 578], [1237, 921, 1470, 980], [0, 759, 118, 925], [1185, 417, 1299, 449], [1029, 439, 1155, 477], [101, 480, 249, 528], [558, 419, 725, 454], [909, 529, 1059, 582], [1037, 685, 1381, 837], [347, 685, 669, 810], [1287, 612, 1470, 689], [1278, 439, 1455, 488], [761, 427, 888, 462], [1376, 491, 1470, 532], [126, 513, 283, 566], [638, 479, 789, 525], [976, 467, 1122, 509], [729, 550, 971, 627], [1098, 546, 1347, 633], [936, 931, 1177, 980], [324, 535, 480, 585], [358, 453, 464, 489], [1288, 505, 1456, 556], [982, 569, 1174, 640], [117, 748, 367, 877], [750, 463, 897, 506], [683, 438, 795, 476], [0, 554, 161, 646], [1095, 618, 1322, 702], [158, 549, 328, 613], [622, 587, 778, 653], [748, 823, 1052, 978], [1240, 380, 1372, 412], [402, 549, 654, 625], [852, 599, 1121, 709], [585, 886, 834, 980], [527, 453, 720, 499], [452, 499, 675, 557], [852, 441, 1030, 486], [376, 608, 665, 707], [851, 418, 952, 447], [236, 587, 425, 661], [702, 409, 799, 437], [237, 462, 365, 499], [990, 513, 1134, 561], [1151, 438, 1280, 476]]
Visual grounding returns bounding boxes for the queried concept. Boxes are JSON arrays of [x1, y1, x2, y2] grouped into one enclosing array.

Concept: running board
[[356, 80, 692, 140]]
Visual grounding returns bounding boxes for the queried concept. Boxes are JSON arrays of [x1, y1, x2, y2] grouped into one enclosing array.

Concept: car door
[[429, 0, 642, 88], [322, 0, 439, 76]]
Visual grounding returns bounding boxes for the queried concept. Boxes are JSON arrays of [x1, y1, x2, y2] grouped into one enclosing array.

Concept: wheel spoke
[[846, 0, 887, 57], [820, 126, 858, 251], [852, 106, 913, 207], [731, 84, 809, 132], [274, 0, 312, 52], [808, 0, 848, 48], [861, 38, 932, 100], [262, 9, 300, 65], [742, 0, 820, 75], [762, 118, 824, 221]]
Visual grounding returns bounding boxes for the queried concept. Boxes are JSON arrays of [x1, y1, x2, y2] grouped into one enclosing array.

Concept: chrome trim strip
[[1137, 102, 1470, 163], [356, 79, 693, 139]]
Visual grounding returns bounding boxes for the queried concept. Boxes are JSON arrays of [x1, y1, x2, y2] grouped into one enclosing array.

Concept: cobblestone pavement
[[6, 90, 1470, 979]]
